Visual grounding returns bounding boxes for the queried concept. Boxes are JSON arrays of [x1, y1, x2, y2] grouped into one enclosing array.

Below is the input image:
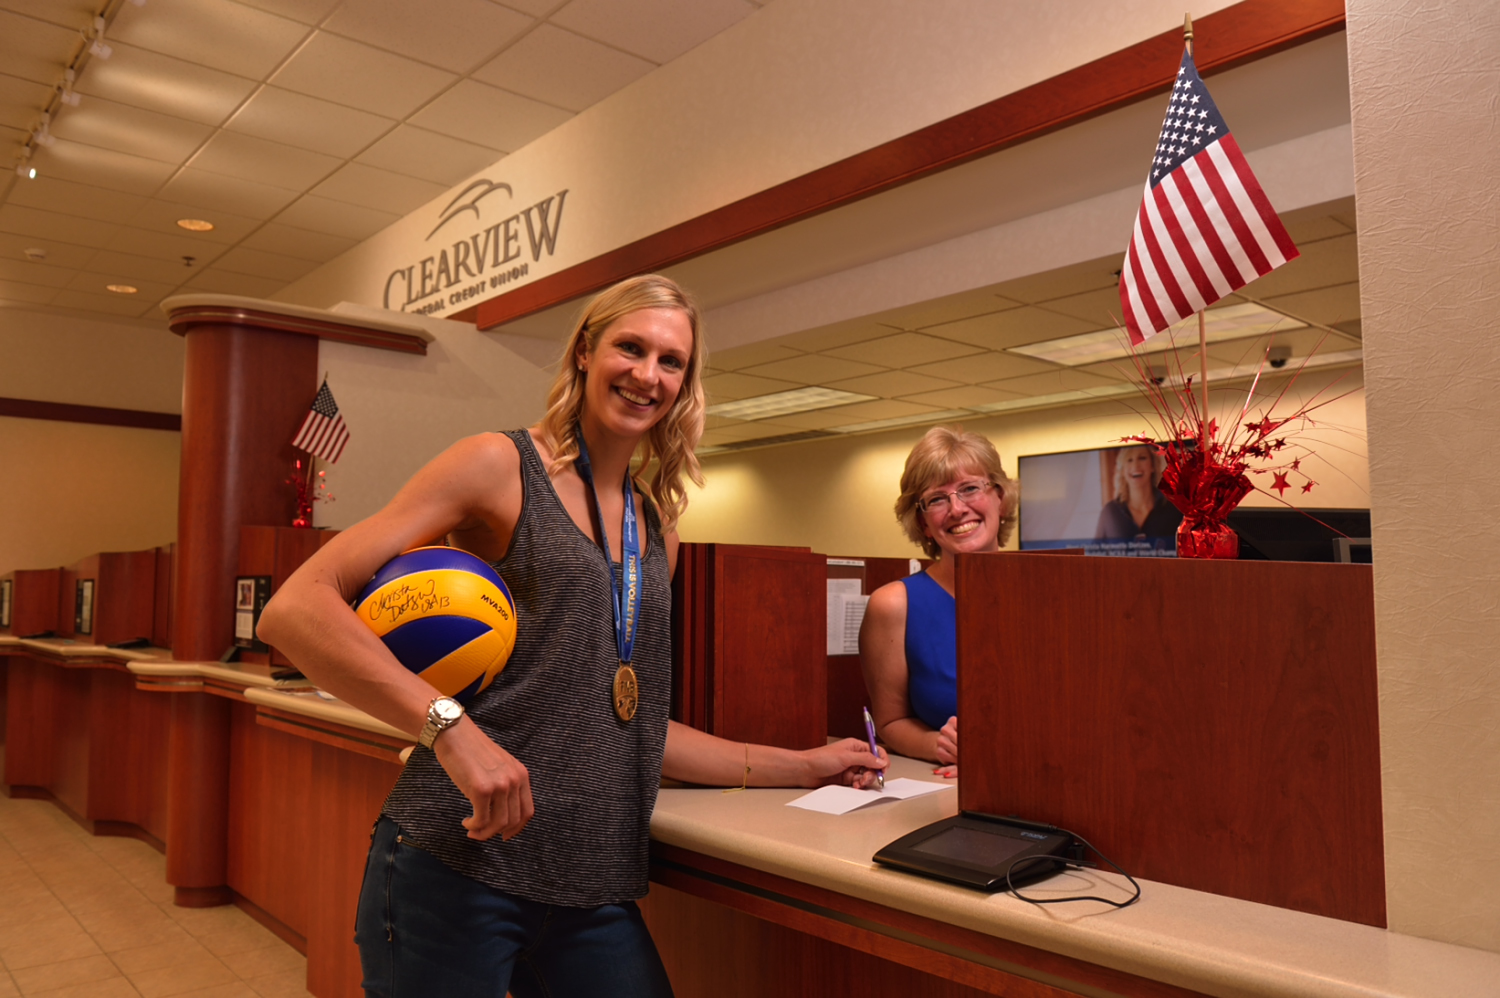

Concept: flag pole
[[1184, 12, 1210, 445]]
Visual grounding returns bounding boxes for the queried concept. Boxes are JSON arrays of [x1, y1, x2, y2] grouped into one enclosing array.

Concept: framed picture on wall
[[234, 576, 272, 652], [75, 578, 95, 636]]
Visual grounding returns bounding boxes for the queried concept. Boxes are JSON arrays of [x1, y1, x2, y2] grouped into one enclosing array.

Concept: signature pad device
[[873, 813, 1074, 891]]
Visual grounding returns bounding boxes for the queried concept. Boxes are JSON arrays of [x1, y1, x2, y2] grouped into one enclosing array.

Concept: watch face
[[435, 698, 464, 721]]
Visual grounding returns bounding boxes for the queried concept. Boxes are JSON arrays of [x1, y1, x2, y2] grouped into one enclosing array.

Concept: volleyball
[[354, 546, 517, 703]]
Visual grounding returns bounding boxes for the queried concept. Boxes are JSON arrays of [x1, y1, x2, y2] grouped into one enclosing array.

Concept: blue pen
[[862, 706, 885, 790]]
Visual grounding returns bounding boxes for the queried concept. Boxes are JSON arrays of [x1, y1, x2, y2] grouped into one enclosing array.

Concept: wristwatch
[[418, 696, 465, 749]]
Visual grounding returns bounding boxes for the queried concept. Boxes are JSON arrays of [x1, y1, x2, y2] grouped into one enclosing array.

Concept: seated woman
[[1094, 443, 1182, 540], [860, 426, 1017, 777]]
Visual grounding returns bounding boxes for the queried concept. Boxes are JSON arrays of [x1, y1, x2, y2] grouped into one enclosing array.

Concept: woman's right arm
[[256, 433, 534, 841], [859, 581, 944, 764]]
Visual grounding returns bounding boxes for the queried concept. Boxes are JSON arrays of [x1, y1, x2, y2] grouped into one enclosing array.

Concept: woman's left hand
[[802, 738, 888, 789]]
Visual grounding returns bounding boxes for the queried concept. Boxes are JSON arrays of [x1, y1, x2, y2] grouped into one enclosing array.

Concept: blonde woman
[[1093, 443, 1182, 540], [860, 426, 1016, 779], [259, 275, 884, 998]]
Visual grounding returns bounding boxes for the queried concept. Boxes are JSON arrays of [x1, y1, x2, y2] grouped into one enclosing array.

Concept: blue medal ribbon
[[573, 428, 640, 670]]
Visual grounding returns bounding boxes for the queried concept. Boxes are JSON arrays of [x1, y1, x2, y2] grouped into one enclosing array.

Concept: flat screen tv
[[1017, 444, 1184, 557]]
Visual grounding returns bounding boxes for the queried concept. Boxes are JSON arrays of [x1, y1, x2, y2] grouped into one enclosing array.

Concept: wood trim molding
[[166, 304, 428, 355], [0, 395, 181, 431], [463, 0, 1344, 330]]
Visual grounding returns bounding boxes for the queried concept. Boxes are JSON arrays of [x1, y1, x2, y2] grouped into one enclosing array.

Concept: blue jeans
[[356, 816, 675, 998]]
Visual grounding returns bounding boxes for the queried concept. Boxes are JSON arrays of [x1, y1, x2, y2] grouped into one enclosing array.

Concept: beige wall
[[0, 307, 183, 412], [0, 416, 179, 576], [1347, 0, 1500, 952], [681, 370, 1368, 557]]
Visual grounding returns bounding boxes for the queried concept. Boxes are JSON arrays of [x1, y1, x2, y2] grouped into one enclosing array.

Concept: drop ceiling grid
[[0, 0, 762, 319]]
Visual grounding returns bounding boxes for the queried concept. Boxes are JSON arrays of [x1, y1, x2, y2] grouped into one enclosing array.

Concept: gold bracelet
[[722, 742, 751, 793]]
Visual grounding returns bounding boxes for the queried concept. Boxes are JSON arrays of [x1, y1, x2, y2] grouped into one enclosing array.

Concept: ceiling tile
[[309, 162, 448, 215], [7, 176, 148, 225], [766, 399, 941, 431], [0, 278, 60, 305], [738, 355, 885, 385], [897, 384, 1026, 409], [274, 194, 401, 240], [271, 32, 457, 118], [227, 86, 395, 158], [191, 129, 341, 190], [0, 10, 78, 85], [47, 287, 157, 317], [27, 140, 177, 195], [0, 258, 76, 288], [0, 232, 97, 269], [157, 168, 302, 219], [700, 371, 802, 402], [1031, 287, 1126, 327], [708, 341, 804, 371], [325, 0, 533, 74], [0, 75, 51, 131], [991, 257, 1122, 305], [1240, 234, 1360, 299], [866, 289, 1019, 332], [550, 0, 755, 64], [103, 226, 231, 265], [0, 204, 122, 249], [772, 317, 904, 353], [182, 268, 286, 298], [211, 246, 318, 282], [239, 222, 356, 262], [233, 0, 343, 23], [49, 96, 214, 164], [0, 1, 94, 30], [355, 125, 502, 186], [408, 80, 572, 152], [109, 0, 311, 80], [473, 24, 654, 113], [924, 307, 1101, 351], [497, 0, 557, 14], [65, 270, 176, 300], [821, 332, 984, 368], [909, 351, 1059, 385], [84, 249, 208, 284], [126, 199, 263, 245], [980, 369, 1122, 396], [80, 43, 259, 126], [1260, 282, 1363, 328], [1191, 327, 1359, 371], [700, 420, 810, 446], [824, 370, 961, 399]]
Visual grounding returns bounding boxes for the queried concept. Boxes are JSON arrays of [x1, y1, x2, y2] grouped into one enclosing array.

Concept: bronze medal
[[613, 663, 639, 722]]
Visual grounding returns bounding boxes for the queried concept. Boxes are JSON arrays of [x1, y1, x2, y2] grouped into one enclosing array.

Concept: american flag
[[1119, 51, 1299, 344], [291, 379, 349, 463]]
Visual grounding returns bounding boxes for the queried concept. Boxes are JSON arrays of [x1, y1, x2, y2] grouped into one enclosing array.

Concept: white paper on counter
[[786, 777, 954, 815]]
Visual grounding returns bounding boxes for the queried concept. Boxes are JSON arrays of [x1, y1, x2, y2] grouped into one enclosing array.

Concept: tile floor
[[0, 782, 315, 998]]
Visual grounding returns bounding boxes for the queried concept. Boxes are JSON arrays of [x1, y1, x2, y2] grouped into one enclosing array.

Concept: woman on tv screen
[[1094, 444, 1183, 541]]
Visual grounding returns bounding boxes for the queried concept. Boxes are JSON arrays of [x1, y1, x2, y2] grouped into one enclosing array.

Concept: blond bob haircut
[[894, 425, 1018, 558], [538, 274, 706, 530], [1110, 444, 1166, 502]]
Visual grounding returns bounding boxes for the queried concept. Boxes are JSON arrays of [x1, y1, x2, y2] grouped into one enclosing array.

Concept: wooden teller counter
[[3, 303, 1497, 997]]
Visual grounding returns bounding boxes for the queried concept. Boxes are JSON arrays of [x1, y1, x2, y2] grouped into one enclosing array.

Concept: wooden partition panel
[[956, 553, 1384, 926], [153, 545, 174, 649], [238, 527, 340, 667], [6, 569, 62, 637], [228, 701, 313, 944], [825, 556, 921, 740]]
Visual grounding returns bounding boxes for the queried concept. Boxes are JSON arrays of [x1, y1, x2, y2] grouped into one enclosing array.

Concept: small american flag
[[291, 379, 349, 463], [1119, 50, 1299, 344]]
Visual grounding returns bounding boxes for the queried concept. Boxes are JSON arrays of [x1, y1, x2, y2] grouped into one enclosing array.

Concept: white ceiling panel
[[0, 1, 95, 30], [824, 370, 962, 399], [110, 0, 311, 81], [49, 96, 214, 164], [0, 204, 122, 249], [65, 270, 176, 300], [191, 129, 341, 190], [211, 246, 319, 282], [77, 43, 257, 126], [85, 248, 209, 284], [354, 125, 502, 186], [923, 308, 1101, 352], [908, 351, 1059, 385], [0, 231, 96, 269], [226, 86, 395, 158], [473, 24, 655, 113], [0, 10, 78, 85], [980, 369, 1124, 396], [550, 0, 756, 64], [49, 287, 157, 317], [271, 32, 457, 118], [325, 0, 535, 74], [158, 168, 302, 219], [126, 200, 263, 245], [708, 341, 805, 371], [181, 267, 285, 297], [309, 162, 448, 215], [238, 221, 356, 261], [498, 0, 560, 15], [26, 140, 177, 195], [0, 258, 75, 288], [104, 226, 232, 265], [898, 384, 1029, 410], [0, 75, 51, 131], [0, 278, 59, 304], [739, 355, 885, 385], [409, 80, 572, 152], [232, 0, 343, 24], [823, 332, 984, 369], [768, 399, 941, 431], [7, 176, 148, 225], [274, 194, 401, 240], [700, 371, 803, 402], [1260, 283, 1364, 327]]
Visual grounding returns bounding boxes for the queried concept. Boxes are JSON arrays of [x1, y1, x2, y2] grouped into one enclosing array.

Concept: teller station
[[2, 304, 1494, 998]]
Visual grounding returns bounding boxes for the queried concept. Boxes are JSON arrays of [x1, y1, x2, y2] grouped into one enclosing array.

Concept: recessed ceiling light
[[23, 247, 46, 261], [1007, 303, 1307, 367], [176, 218, 214, 232], [105, 284, 138, 294], [705, 387, 877, 421]]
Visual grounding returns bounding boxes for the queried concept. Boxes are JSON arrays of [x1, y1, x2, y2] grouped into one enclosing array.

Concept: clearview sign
[[383, 178, 568, 315]]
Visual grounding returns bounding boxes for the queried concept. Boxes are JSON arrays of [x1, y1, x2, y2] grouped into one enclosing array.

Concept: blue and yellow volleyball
[[354, 547, 516, 703]]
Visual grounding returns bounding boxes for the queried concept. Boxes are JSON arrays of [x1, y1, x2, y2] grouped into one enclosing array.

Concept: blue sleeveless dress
[[900, 571, 957, 731]]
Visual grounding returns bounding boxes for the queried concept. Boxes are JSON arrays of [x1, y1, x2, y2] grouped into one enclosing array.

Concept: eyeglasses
[[917, 481, 996, 515]]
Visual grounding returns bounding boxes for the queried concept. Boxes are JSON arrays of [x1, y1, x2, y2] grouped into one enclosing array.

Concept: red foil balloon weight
[[1177, 520, 1239, 559], [287, 458, 335, 528]]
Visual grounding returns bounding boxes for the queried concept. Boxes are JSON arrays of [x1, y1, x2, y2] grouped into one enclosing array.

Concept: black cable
[[1003, 829, 1141, 909]]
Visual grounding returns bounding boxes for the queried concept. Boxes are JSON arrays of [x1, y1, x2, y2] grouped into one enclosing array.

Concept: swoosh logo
[[426, 179, 513, 240]]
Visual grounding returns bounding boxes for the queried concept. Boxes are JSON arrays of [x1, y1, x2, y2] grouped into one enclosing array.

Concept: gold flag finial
[[1184, 13, 1194, 55]]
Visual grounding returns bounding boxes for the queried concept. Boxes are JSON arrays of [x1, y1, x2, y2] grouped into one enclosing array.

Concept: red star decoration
[[1272, 471, 1291, 496], [1290, 458, 1301, 471], [1301, 480, 1316, 494]]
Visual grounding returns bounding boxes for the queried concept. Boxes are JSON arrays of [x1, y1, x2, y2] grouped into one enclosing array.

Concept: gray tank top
[[381, 430, 672, 906]]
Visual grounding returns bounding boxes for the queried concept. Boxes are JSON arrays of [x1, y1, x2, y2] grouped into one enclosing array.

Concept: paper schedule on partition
[[827, 579, 868, 656]]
